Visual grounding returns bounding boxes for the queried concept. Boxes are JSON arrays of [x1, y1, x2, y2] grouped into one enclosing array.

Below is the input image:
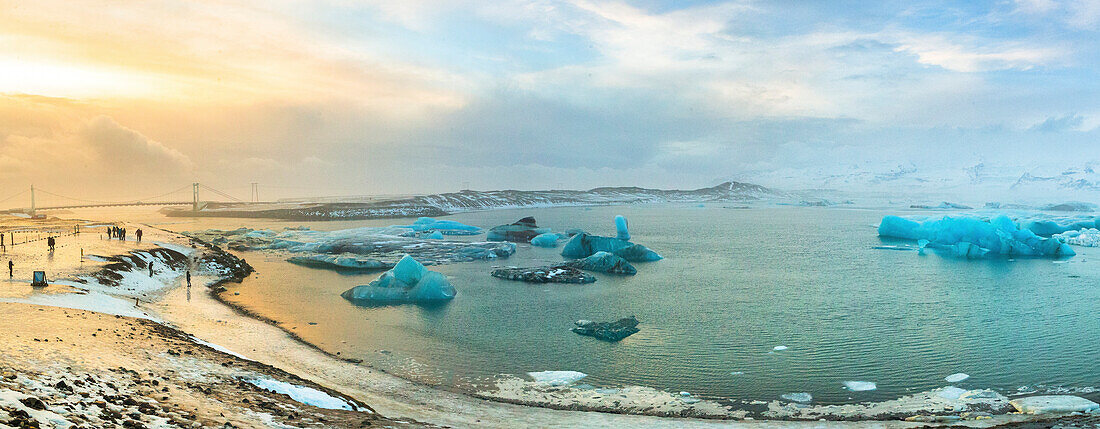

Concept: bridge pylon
[[193, 182, 200, 211]]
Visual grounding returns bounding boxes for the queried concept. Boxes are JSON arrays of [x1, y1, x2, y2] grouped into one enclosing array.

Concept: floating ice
[[487, 217, 550, 242], [1055, 228, 1100, 247], [561, 216, 661, 262], [945, 373, 970, 383], [843, 381, 877, 391], [426, 230, 444, 240], [780, 392, 812, 403], [615, 215, 630, 240], [730, 371, 745, 375], [186, 226, 515, 266], [773, 345, 788, 351], [286, 254, 391, 272], [1010, 395, 1100, 414], [529, 233, 561, 247], [679, 391, 691, 397], [565, 251, 637, 275], [396, 217, 482, 235], [340, 255, 456, 304], [878, 215, 1075, 258], [527, 371, 587, 386]]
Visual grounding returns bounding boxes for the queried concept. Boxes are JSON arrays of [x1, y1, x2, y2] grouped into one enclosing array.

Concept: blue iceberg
[[530, 233, 561, 247], [615, 215, 629, 240], [395, 217, 482, 235], [878, 215, 1075, 258], [341, 255, 456, 304], [565, 251, 637, 275], [287, 254, 392, 272], [561, 216, 661, 262]]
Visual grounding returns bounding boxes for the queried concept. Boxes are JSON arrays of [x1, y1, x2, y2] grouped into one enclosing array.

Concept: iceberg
[[944, 373, 970, 383], [571, 316, 640, 342], [491, 266, 596, 284], [529, 233, 561, 247], [561, 233, 662, 262], [780, 392, 812, 403], [878, 215, 1075, 258], [426, 230, 444, 240], [487, 217, 551, 242], [527, 371, 587, 386], [340, 255, 456, 304], [843, 381, 877, 391], [395, 217, 482, 235], [1054, 228, 1100, 247], [564, 251, 637, 275], [286, 254, 392, 272], [185, 226, 515, 266], [615, 215, 629, 240]]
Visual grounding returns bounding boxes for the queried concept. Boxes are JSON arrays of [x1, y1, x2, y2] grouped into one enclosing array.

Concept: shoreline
[[0, 212, 1089, 427]]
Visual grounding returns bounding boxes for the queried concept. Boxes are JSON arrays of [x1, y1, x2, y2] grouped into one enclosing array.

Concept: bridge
[[1, 183, 254, 216]]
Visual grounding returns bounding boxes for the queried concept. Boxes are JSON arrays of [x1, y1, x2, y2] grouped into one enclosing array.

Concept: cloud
[[79, 116, 192, 172], [1029, 114, 1085, 132]]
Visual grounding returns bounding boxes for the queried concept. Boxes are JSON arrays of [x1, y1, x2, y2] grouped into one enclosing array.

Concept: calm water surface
[[137, 205, 1100, 404]]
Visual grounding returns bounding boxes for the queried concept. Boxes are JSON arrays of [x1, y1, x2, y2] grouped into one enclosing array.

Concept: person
[[47, 236, 55, 252], [8, 260, 12, 278], [148, 261, 154, 277], [107, 227, 113, 239], [136, 229, 142, 242], [186, 270, 191, 288]]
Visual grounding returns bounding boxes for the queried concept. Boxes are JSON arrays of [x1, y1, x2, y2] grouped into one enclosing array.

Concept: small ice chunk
[[527, 371, 587, 386], [843, 381, 877, 391], [730, 371, 745, 375], [426, 231, 444, 240], [1010, 395, 1100, 414], [679, 391, 691, 397], [773, 345, 788, 351], [937, 386, 967, 400], [780, 392, 812, 403], [945, 373, 969, 383]]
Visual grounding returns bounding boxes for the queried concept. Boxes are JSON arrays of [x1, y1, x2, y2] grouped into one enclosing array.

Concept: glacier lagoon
[[173, 205, 1100, 406]]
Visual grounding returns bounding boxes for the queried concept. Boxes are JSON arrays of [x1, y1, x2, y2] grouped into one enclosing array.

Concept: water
[[136, 205, 1100, 405]]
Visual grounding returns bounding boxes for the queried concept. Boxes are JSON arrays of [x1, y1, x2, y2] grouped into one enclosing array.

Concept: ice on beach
[[243, 377, 360, 411], [529, 233, 561, 247], [527, 371, 587, 386], [936, 386, 967, 400], [780, 392, 812, 403], [843, 381, 877, 391], [945, 373, 970, 383], [773, 346, 788, 351], [1010, 395, 1100, 414], [878, 214, 1075, 258], [340, 255, 456, 304]]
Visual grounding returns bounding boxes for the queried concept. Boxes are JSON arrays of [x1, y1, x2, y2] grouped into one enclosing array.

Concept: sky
[[1, 0, 1098, 204]]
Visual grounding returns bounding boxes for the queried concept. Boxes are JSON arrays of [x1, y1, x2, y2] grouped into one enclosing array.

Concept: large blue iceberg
[[341, 255, 456, 304], [395, 217, 482, 236], [562, 216, 662, 262], [565, 251, 637, 275], [878, 215, 1075, 258]]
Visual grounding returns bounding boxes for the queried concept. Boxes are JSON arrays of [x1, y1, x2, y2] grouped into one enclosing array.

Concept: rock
[[1010, 395, 1100, 414], [486, 217, 551, 243], [571, 316, 640, 341], [19, 396, 47, 410], [491, 266, 595, 284]]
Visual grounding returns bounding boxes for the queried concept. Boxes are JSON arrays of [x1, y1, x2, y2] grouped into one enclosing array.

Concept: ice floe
[[527, 371, 587, 386], [340, 255, 456, 304], [780, 392, 812, 403], [945, 373, 970, 383], [843, 381, 877, 391], [1009, 395, 1099, 414], [878, 214, 1075, 258]]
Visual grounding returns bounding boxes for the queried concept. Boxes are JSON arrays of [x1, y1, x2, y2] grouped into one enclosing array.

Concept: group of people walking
[[107, 226, 141, 242]]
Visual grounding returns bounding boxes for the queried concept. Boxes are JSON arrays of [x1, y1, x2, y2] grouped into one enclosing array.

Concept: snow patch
[[243, 377, 361, 411]]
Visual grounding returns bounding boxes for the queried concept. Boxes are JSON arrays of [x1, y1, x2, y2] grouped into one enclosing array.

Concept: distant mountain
[[168, 182, 784, 220]]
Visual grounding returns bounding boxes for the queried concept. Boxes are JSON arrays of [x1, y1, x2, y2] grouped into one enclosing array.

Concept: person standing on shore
[[148, 261, 154, 277], [136, 229, 143, 242], [186, 270, 191, 288], [8, 260, 12, 278]]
